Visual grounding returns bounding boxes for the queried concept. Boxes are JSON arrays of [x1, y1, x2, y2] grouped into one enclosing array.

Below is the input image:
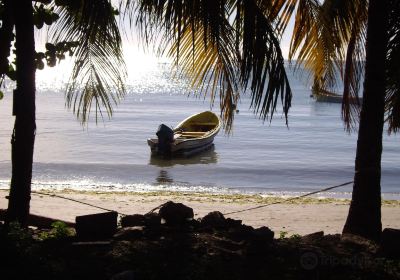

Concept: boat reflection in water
[[156, 170, 174, 184], [148, 144, 218, 168]]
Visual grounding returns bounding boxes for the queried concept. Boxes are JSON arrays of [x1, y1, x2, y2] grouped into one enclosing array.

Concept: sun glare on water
[[35, 44, 169, 91]]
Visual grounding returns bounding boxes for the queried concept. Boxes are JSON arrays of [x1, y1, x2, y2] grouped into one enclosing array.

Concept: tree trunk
[[342, 0, 389, 241], [6, 0, 36, 226]]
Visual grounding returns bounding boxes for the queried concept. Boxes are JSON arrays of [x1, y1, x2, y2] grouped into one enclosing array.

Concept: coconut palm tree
[[129, 0, 399, 241], [341, 0, 390, 241], [2, 0, 399, 241], [0, 0, 126, 225], [267, 0, 399, 241]]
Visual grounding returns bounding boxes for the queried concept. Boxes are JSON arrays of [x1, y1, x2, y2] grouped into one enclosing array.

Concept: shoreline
[[1, 180, 400, 201], [1, 189, 399, 235]]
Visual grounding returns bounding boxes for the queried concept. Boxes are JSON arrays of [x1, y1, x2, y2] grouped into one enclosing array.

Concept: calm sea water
[[0, 62, 399, 199]]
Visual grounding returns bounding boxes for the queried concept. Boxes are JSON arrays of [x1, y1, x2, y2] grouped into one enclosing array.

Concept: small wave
[[1, 178, 399, 201], [0, 179, 230, 194]]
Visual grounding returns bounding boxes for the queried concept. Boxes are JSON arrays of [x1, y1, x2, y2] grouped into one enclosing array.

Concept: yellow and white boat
[[147, 111, 221, 156]]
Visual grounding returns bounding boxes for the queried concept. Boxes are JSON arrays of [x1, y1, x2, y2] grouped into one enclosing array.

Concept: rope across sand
[[1, 185, 399, 235]]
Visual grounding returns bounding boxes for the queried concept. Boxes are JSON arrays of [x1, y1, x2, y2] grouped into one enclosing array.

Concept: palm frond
[[322, 0, 367, 132], [341, 21, 365, 132], [168, 22, 240, 129], [50, 0, 126, 124], [386, 0, 400, 133], [288, 0, 368, 131], [237, 0, 291, 123], [134, 0, 292, 129], [290, 0, 341, 87], [269, 0, 298, 36], [134, 0, 241, 130]]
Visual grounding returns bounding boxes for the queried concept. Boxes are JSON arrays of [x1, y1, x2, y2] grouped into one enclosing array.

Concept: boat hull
[[312, 88, 363, 104], [147, 111, 221, 156]]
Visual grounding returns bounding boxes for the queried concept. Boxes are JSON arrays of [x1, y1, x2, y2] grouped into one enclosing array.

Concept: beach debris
[[381, 228, 400, 258], [244, 226, 275, 254], [226, 218, 243, 228], [121, 214, 145, 227], [144, 212, 161, 227], [199, 211, 270, 244], [188, 218, 201, 229], [75, 211, 118, 240], [301, 231, 324, 243], [341, 233, 379, 253], [3, 199, 396, 279], [113, 226, 144, 240], [200, 211, 227, 228], [252, 226, 274, 243], [228, 224, 255, 242], [0, 209, 75, 229], [158, 201, 194, 225]]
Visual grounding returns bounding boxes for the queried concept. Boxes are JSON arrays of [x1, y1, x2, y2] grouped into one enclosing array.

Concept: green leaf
[[51, 13, 60, 22], [6, 64, 16, 81], [35, 20, 44, 29], [47, 57, 56, 67], [0, 90, 4, 100], [37, 59, 45, 70], [51, 0, 126, 124], [36, 52, 46, 59], [43, 13, 53, 25], [45, 42, 56, 52]]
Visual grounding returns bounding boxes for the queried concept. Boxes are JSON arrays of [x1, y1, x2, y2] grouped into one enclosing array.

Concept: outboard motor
[[156, 124, 174, 154]]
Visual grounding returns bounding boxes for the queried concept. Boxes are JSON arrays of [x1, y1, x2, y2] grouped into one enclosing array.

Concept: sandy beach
[[1, 189, 399, 235]]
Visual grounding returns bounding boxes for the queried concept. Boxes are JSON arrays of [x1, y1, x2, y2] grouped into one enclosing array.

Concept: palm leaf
[[50, 0, 126, 124], [133, 0, 238, 129], [386, 0, 400, 133], [237, 0, 291, 123], [133, 0, 292, 130], [341, 19, 365, 132], [170, 23, 240, 129], [270, 0, 299, 36], [290, 0, 340, 87], [323, 0, 367, 131], [287, 0, 368, 131]]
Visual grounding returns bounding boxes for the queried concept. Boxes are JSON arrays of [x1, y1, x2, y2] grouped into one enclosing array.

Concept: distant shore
[[1, 189, 399, 235]]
